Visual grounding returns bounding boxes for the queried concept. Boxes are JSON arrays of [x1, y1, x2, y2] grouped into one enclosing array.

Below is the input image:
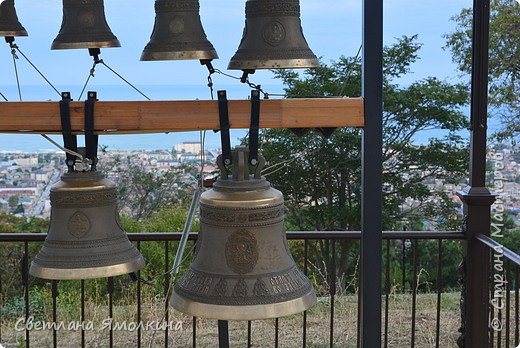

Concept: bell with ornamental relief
[[30, 170, 145, 280], [141, 0, 218, 61], [228, 0, 319, 70], [51, 0, 120, 50], [170, 147, 316, 320]]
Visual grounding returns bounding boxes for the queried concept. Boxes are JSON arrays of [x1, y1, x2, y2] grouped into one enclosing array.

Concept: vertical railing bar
[[498, 288, 503, 348], [330, 240, 336, 348], [435, 240, 443, 348], [490, 250, 495, 348], [24, 241, 29, 348], [384, 239, 390, 348], [498, 261, 503, 347], [218, 320, 229, 348], [275, 318, 279, 348], [357, 253, 361, 348], [506, 263, 511, 348], [303, 239, 308, 348], [192, 317, 197, 348], [81, 279, 85, 348], [247, 321, 252, 348], [402, 239, 406, 294], [515, 268, 520, 346], [52, 280, 58, 348], [108, 277, 114, 348], [0, 267, 2, 343], [137, 241, 142, 348], [410, 240, 418, 348], [164, 241, 170, 348]]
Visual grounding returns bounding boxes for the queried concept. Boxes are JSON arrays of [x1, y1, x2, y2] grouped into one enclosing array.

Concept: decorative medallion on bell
[[67, 211, 91, 239]]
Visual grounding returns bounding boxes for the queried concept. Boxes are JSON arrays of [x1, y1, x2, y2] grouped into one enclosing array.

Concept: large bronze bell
[[51, 0, 120, 50], [171, 147, 316, 320], [30, 171, 145, 280], [141, 0, 218, 61], [228, 0, 319, 70], [0, 0, 27, 37]]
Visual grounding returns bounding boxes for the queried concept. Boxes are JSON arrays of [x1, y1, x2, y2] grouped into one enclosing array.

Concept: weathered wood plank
[[0, 98, 364, 134]]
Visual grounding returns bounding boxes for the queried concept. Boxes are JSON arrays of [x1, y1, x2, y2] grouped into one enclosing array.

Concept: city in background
[[1, 142, 519, 228]]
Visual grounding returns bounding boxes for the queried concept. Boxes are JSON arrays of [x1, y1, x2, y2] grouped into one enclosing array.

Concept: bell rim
[[228, 57, 319, 70], [51, 40, 121, 50], [29, 256, 145, 280], [0, 30, 27, 37], [170, 288, 317, 320], [140, 49, 218, 61]]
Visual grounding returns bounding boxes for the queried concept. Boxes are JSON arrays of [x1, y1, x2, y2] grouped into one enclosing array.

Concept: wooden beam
[[0, 98, 364, 134]]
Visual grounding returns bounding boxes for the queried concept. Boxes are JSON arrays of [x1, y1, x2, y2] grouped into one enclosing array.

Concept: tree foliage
[[99, 155, 195, 220], [267, 35, 469, 232], [263, 36, 469, 291], [444, 0, 520, 139]]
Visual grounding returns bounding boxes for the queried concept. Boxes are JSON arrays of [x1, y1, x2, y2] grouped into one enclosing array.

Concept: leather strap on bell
[[248, 89, 261, 165], [84, 91, 99, 171], [217, 90, 232, 166], [59, 92, 77, 173], [200, 59, 215, 74], [240, 69, 255, 84]]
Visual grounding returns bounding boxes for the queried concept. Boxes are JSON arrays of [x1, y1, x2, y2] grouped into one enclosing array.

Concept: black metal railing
[[477, 234, 520, 348], [0, 231, 467, 348], [2, 230, 518, 347]]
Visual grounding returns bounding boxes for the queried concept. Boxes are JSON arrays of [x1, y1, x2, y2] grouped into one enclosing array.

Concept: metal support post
[[360, 0, 383, 346], [457, 1, 494, 347]]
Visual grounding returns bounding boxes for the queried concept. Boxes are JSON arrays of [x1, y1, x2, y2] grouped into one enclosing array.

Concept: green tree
[[444, 0, 520, 140], [263, 35, 469, 292], [8, 195, 19, 209], [100, 155, 195, 220]]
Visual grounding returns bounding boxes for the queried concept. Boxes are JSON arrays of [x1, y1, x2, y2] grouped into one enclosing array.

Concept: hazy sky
[[0, 0, 471, 96], [0, 0, 474, 151]]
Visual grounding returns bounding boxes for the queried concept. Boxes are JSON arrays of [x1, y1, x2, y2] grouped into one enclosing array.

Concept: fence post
[[457, 0, 492, 347], [458, 190, 495, 347]]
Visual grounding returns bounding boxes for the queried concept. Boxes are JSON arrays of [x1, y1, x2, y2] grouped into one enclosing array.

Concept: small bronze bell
[[0, 0, 27, 37], [171, 147, 316, 320], [30, 171, 145, 280], [141, 0, 218, 61], [51, 0, 120, 50], [228, 0, 319, 70]]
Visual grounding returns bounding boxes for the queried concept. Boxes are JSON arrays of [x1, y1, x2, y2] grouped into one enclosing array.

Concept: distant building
[[175, 142, 202, 155], [13, 157, 38, 167], [0, 198, 8, 212]]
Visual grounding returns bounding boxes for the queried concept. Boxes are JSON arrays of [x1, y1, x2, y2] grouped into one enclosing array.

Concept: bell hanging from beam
[[51, 0, 120, 50], [0, 0, 28, 37], [30, 91, 144, 280], [171, 147, 316, 320], [30, 170, 146, 280], [141, 0, 218, 61], [228, 0, 319, 70]]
